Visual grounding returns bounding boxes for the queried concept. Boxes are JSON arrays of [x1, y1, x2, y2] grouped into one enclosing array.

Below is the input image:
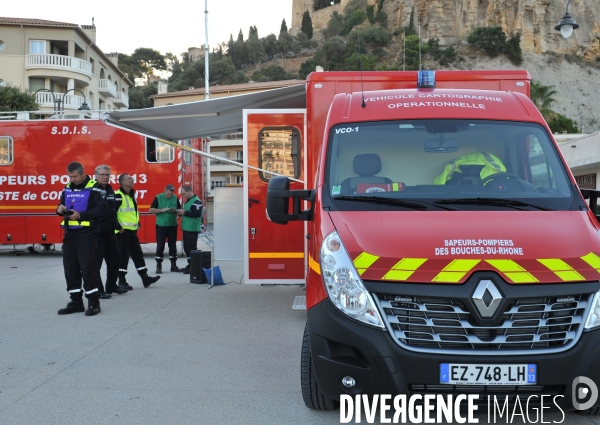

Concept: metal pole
[[403, 30, 405, 71], [418, 20, 421, 71], [204, 0, 210, 100]]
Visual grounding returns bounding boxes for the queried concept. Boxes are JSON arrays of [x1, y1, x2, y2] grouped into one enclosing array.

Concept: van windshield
[[324, 120, 578, 211]]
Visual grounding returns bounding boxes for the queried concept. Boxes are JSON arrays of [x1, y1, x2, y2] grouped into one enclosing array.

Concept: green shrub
[[467, 27, 506, 57], [505, 33, 522, 65], [548, 114, 579, 134]]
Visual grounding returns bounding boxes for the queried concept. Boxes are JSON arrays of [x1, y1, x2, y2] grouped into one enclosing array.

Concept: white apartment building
[[0, 17, 131, 111]]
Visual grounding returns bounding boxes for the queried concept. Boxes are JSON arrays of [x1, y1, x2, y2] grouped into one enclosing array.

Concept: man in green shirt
[[149, 184, 182, 274], [176, 186, 204, 274]]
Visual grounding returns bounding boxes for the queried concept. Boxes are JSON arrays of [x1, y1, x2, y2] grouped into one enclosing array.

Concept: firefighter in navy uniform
[[94, 165, 128, 296], [56, 162, 109, 316], [114, 173, 160, 288]]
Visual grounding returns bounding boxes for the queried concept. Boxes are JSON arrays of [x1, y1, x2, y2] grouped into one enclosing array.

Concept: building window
[[146, 138, 174, 163], [258, 127, 301, 182], [28, 77, 44, 92], [29, 40, 45, 54], [234, 175, 243, 184], [236, 150, 243, 163], [0, 137, 14, 165], [210, 151, 229, 165]]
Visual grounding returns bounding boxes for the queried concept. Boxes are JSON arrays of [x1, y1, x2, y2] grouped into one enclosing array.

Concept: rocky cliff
[[293, 0, 600, 60], [386, 0, 599, 60]]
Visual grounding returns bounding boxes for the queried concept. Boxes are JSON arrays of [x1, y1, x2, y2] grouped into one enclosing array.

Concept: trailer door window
[[0, 136, 13, 165], [258, 128, 300, 182], [146, 138, 174, 163], [182, 139, 192, 165]]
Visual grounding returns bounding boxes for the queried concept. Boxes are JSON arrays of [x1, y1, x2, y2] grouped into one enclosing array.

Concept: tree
[[130, 48, 167, 85], [128, 82, 158, 109], [342, 9, 367, 36], [246, 30, 266, 68], [261, 34, 279, 60], [404, 7, 417, 36], [301, 11, 313, 40], [530, 81, 558, 121], [402, 34, 428, 70], [118, 53, 143, 84], [505, 33, 522, 65], [324, 11, 345, 39], [280, 19, 288, 35], [252, 65, 293, 82], [0, 85, 38, 111]]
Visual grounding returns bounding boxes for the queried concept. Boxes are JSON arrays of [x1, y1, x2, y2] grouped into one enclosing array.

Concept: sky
[[2, 0, 294, 56]]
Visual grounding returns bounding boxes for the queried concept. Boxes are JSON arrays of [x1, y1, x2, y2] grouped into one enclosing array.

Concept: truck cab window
[[146, 137, 174, 163], [0, 136, 13, 165], [258, 128, 300, 182]]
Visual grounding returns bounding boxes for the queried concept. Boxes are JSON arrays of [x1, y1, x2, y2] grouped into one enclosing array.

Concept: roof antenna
[[359, 33, 366, 108]]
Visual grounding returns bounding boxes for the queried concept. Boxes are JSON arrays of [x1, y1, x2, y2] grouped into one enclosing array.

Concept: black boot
[[119, 275, 133, 291], [156, 261, 162, 274], [85, 299, 101, 316], [107, 285, 127, 295], [58, 299, 85, 315], [182, 263, 191, 275], [141, 273, 160, 288], [170, 259, 182, 272]]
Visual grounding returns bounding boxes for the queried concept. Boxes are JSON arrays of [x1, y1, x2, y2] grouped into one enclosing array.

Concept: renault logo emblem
[[472, 280, 502, 318]]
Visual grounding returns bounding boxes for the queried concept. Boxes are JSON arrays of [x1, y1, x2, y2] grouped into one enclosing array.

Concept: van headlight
[[320, 231, 384, 328], [584, 291, 600, 330]]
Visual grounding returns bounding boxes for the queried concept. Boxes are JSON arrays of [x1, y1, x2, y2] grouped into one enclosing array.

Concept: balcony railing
[[113, 91, 129, 108], [35, 92, 86, 110], [25, 54, 92, 78], [98, 79, 117, 98]]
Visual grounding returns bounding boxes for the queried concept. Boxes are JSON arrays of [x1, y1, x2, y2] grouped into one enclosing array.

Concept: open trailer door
[[243, 109, 307, 284]]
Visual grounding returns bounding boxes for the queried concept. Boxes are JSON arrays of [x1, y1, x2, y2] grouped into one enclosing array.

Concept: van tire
[[301, 323, 339, 411], [577, 406, 600, 415]]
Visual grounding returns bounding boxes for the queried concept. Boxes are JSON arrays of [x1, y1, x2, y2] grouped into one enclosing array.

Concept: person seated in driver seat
[[433, 152, 506, 185]]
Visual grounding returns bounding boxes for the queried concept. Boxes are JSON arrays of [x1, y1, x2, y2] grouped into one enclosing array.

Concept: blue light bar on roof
[[417, 70, 436, 88]]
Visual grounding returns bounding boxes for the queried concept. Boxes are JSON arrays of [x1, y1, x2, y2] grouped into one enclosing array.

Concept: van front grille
[[375, 293, 590, 355]]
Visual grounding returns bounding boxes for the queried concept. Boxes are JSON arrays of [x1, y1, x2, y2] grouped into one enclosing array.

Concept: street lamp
[[33, 88, 90, 112], [61, 88, 91, 112], [33, 88, 58, 112], [555, 0, 579, 39]]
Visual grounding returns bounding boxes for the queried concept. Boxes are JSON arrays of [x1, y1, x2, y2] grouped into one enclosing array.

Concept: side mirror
[[580, 188, 600, 223], [266, 176, 314, 225]]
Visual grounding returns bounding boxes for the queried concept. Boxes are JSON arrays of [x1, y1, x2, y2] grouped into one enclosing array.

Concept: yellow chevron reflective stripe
[[538, 258, 585, 281], [432, 259, 480, 283], [581, 252, 600, 272], [486, 259, 539, 283], [353, 252, 380, 275], [383, 258, 427, 281], [309, 254, 321, 275]]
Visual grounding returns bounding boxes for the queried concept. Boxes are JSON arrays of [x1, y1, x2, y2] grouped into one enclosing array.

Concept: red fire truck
[[257, 70, 600, 414], [0, 113, 206, 247]]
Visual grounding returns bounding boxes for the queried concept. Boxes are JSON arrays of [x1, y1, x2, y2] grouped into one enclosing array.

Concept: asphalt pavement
[[0, 245, 597, 425]]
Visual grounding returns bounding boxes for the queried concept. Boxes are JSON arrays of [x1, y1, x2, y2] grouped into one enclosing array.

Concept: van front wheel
[[301, 323, 339, 410]]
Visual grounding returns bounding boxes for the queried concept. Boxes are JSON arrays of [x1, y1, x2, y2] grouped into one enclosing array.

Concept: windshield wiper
[[334, 195, 460, 211], [435, 198, 555, 211]]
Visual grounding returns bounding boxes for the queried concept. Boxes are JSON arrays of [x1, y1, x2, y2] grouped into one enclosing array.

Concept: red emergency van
[[0, 113, 206, 247], [262, 70, 600, 414]]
